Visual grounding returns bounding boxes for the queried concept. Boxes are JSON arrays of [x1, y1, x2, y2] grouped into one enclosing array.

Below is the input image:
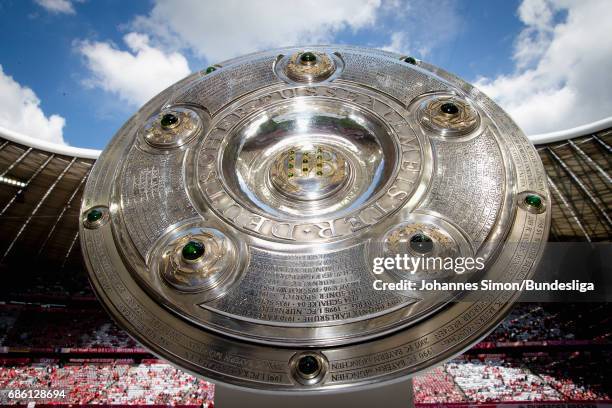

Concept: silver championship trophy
[[80, 46, 550, 407]]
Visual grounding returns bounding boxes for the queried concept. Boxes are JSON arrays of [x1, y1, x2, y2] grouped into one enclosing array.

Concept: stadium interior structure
[[0, 116, 610, 406]]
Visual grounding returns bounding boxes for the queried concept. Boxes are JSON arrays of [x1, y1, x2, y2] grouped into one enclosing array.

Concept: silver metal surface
[[80, 46, 550, 393]]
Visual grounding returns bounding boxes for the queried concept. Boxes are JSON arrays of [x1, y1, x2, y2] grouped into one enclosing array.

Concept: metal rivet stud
[[524, 194, 543, 209], [87, 208, 103, 223], [518, 192, 546, 214], [182, 240, 205, 261], [410, 233, 433, 253], [440, 102, 459, 115], [297, 355, 320, 377], [83, 206, 108, 229], [160, 113, 179, 129], [300, 52, 317, 64], [205, 66, 216, 74]]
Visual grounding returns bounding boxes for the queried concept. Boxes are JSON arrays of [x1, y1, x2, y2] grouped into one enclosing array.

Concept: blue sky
[[0, 0, 610, 149]]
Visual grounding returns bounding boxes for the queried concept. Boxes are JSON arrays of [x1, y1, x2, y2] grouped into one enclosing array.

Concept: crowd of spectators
[[414, 352, 610, 403], [0, 362, 213, 405], [1, 300, 610, 405], [97, 363, 213, 405], [524, 351, 611, 401], [413, 366, 466, 403], [2, 353, 608, 405], [487, 303, 611, 342], [2, 270, 94, 300], [445, 356, 561, 402], [487, 304, 568, 342], [0, 310, 16, 346], [1, 308, 138, 349]]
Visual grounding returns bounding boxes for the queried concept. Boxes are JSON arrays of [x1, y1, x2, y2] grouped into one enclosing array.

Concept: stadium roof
[[0, 119, 610, 278]]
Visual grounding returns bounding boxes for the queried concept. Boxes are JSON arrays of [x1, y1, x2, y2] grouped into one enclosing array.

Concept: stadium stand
[[413, 366, 467, 403], [446, 356, 562, 402], [0, 362, 213, 405], [524, 352, 611, 401], [0, 351, 609, 405], [488, 303, 612, 342], [1, 307, 138, 349]]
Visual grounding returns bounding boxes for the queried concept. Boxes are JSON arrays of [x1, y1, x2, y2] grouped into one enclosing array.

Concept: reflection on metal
[[417, 95, 480, 136], [142, 107, 203, 149], [285, 51, 335, 82], [275, 50, 343, 84], [80, 46, 550, 393], [2, 157, 77, 261]]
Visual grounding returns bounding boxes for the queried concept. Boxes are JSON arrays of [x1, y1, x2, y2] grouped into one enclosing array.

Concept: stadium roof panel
[[0, 133, 94, 281]]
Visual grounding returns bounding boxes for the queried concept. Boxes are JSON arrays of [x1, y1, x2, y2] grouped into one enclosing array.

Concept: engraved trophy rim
[[79, 45, 550, 393]]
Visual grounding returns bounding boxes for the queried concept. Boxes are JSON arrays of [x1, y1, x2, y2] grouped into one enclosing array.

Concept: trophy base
[[215, 378, 414, 408]]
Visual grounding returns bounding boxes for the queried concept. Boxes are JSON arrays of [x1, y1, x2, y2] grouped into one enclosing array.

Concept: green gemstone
[[403, 56, 417, 65], [160, 113, 179, 128], [300, 52, 317, 63], [297, 355, 320, 376], [524, 194, 542, 208], [316, 171, 323, 176], [87, 209, 103, 223], [182, 240, 205, 261], [440, 102, 459, 115], [205, 66, 216, 74], [410, 233, 433, 253], [288, 163, 294, 169], [288, 172, 294, 178]]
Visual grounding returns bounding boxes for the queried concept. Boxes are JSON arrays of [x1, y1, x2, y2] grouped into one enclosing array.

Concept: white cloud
[[0, 65, 66, 145], [77, 32, 191, 107], [513, 0, 555, 68], [381, 31, 434, 58], [380, 0, 462, 58], [34, 0, 76, 14], [382, 32, 405, 54], [132, 0, 382, 62], [476, 0, 612, 135]]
